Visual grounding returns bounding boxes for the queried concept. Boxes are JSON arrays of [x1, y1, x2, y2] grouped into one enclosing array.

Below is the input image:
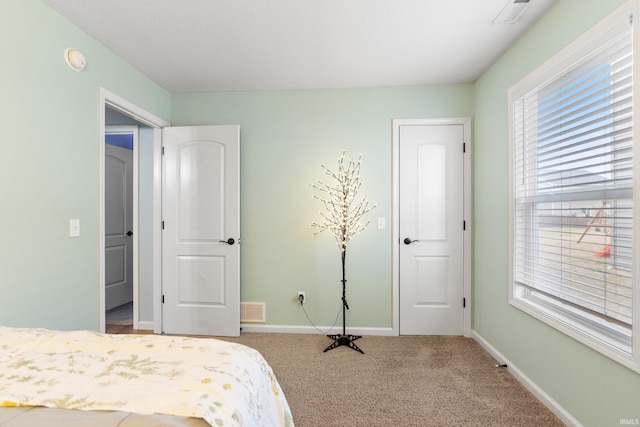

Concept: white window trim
[[507, 0, 640, 374]]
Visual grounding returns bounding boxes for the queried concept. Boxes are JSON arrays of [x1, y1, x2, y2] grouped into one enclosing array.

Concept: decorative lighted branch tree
[[311, 151, 376, 354]]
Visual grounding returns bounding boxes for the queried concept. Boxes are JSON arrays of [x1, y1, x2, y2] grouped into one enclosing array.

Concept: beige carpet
[[222, 333, 565, 427]]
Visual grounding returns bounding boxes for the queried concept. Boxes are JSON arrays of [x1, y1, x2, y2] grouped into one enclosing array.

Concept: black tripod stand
[[323, 250, 364, 354]]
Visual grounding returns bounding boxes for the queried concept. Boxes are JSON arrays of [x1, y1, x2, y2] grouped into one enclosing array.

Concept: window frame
[[507, 0, 640, 373]]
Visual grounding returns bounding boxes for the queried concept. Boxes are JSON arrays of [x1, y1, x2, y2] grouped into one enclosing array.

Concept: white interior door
[[105, 140, 134, 311], [399, 123, 465, 335], [162, 125, 240, 336]]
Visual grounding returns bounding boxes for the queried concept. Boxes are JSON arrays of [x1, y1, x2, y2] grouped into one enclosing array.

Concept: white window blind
[[510, 4, 637, 364]]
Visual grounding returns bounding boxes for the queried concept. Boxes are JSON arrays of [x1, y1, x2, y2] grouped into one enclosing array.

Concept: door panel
[[105, 142, 133, 311], [417, 144, 447, 240], [162, 125, 240, 337], [177, 256, 225, 304], [416, 256, 449, 304], [400, 124, 464, 335]]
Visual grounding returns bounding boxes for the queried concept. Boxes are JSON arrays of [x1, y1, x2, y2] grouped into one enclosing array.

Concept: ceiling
[[42, 0, 557, 93]]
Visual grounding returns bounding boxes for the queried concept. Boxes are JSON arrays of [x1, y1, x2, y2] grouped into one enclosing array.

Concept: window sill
[[510, 287, 639, 374]]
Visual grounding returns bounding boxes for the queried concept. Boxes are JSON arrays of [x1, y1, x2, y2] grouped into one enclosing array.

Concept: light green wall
[[473, 0, 640, 426], [4, 0, 640, 424], [172, 86, 473, 328], [0, 0, 170, 330]]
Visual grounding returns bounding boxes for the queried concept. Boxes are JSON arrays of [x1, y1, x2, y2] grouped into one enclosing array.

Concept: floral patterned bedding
[[0, 327, 294, 427]]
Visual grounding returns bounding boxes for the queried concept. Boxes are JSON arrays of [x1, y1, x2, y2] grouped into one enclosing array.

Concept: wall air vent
[[240, 302, 266, 323], [492, 0, 532, 24]]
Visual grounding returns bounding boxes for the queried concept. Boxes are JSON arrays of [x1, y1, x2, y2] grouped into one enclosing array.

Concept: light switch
[[69, 219, 80, 237], [377, 217, 385, 230]]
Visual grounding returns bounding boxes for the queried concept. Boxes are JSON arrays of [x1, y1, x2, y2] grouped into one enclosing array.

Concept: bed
[[0, 326, 294, 426]]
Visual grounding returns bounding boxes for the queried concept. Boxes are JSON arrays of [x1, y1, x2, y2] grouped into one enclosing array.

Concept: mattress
[[0, 406, 210, 426]]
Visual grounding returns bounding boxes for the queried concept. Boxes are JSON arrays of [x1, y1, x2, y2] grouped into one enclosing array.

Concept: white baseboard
[[136, 320, 154, 331], [472, 330, 582, 427], [240, 323, 394, 336]]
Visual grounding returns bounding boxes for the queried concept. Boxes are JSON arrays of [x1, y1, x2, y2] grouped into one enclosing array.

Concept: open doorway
[[98, 88, 169, 333], [104, 122, 138, 330]]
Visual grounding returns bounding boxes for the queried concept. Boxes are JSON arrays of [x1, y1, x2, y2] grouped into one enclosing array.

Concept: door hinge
[[162, 295, 165, 304], [463, 142, 466, 153], [162, 220, 165, 230], [162, 146, 165, 155], [463, 220, 466, 230], [463, 297, 466, 308]]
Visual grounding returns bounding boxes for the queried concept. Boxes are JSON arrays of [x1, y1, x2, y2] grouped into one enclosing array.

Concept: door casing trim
[[391, 117, 472, 337], [98, 88, 170, 333]]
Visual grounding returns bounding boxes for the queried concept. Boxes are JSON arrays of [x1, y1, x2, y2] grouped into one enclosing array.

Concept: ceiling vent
[[240, 302, 266, 323], [492, 0, 532, 24]]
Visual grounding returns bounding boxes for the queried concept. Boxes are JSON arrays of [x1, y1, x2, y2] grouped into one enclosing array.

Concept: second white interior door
[[399, 122, 465, 335], [161, 125, 240, 337], [105, 133, 135, 311]]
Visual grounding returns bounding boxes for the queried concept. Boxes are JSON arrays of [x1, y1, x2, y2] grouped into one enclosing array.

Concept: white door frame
[[392, 117, 472, 337], [98, 88, 170, 333]]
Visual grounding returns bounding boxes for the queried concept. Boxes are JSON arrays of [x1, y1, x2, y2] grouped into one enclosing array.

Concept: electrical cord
[[300, 301, 343, 335]]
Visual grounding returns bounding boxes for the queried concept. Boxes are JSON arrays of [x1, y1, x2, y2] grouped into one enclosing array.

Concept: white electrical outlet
[[297, 291, 306, 304], [69, 219, 80, 237]]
